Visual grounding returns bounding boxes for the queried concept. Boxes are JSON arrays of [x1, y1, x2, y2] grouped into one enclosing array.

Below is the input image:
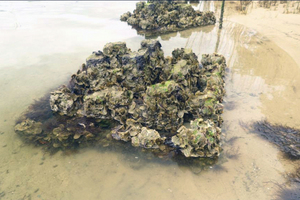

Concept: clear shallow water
[[0, 1, 299, 200]]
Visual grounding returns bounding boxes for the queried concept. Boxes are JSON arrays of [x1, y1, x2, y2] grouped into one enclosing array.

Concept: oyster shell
[[131, 127, 165, 149], [15, 119, 43, 141]]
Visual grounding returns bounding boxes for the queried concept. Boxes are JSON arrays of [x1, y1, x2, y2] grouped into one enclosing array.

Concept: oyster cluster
[[15, 39, 226, 158], [120, 1, 216, 35], [171, 119, 221, 158]]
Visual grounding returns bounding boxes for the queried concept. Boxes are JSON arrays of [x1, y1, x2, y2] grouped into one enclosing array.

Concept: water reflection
[[145, 24, 214, 41], [92, 141, 220, 174]]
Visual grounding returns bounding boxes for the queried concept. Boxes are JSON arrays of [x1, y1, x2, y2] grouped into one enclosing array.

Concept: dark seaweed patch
[[244, 120, 300, 159], [15, 93, 115, 150], [274, 182, 300, 200]]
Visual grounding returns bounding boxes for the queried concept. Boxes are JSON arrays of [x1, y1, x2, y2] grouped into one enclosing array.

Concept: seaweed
[[274, 182, 300, 200], [249, 120, 300, 159]]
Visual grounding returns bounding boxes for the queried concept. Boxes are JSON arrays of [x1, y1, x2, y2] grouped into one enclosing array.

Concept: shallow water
[[0, 1, 299, 200]]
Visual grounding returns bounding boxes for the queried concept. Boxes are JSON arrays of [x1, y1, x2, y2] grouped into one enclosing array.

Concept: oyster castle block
[[15, 40, 226, 158], [120, 1, 216, 35]]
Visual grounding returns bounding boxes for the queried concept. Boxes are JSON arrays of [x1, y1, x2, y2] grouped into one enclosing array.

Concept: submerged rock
[[120, 1, 216, 35], [15, 39, 226, 158]]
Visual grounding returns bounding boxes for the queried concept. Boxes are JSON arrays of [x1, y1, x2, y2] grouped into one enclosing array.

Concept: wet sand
[[227, 1, 300, 129], [0, 1, 299, 200]]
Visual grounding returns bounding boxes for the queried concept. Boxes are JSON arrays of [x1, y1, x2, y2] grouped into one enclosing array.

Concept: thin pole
[[215, 27, 221, 53], [219, 0, 225, 29]]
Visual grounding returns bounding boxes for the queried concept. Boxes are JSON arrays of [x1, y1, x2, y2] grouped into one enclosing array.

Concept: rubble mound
[[15, 40, 226, 158], [120, 1, 216, 35]]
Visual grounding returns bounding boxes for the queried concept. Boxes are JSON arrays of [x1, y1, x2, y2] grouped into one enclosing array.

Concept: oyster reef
[[120, 1, 216, 35], [15, 40, 226, 158]]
